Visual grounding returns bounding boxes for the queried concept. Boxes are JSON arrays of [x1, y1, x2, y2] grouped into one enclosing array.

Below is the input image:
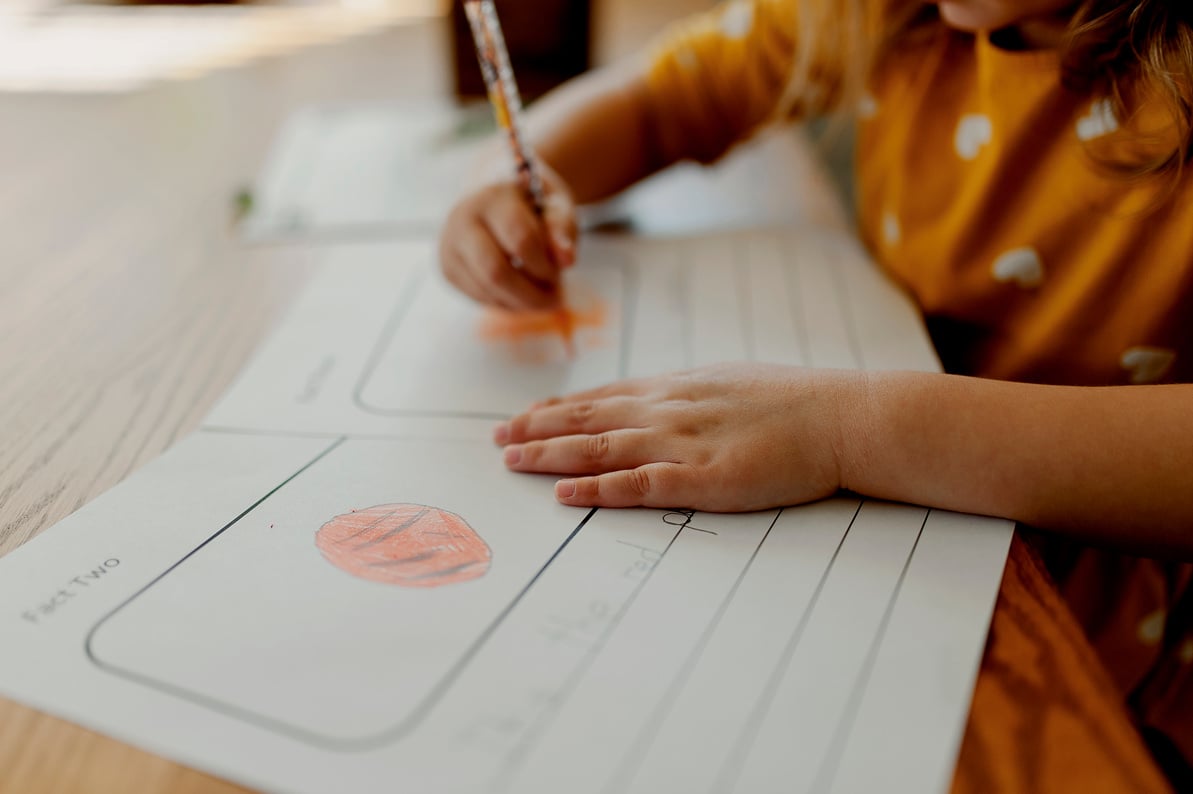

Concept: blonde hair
[[1066, 1, 1193, 181], [774, 0, 1193, 180], [770, 0, 932, 119]]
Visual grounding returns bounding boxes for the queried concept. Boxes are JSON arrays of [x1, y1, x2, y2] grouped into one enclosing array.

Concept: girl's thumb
[[543, 191, 578, 268]]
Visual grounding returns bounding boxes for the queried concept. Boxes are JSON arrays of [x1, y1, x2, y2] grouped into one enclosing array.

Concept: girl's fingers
[[442, 242, 505, 308], [554, 463, 694, 508], [439, 175, 578, 309], [502, 428, 658, 475], [486, 197, 561, 291], [542, 191, 578, 268], [496, 396, 644, 444], [456, 224, 557, 310], [525, 378, 653, 411]]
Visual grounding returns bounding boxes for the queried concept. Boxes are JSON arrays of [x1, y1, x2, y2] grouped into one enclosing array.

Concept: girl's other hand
[[493, 363, 863, 511], [438, 161, 578, 310]]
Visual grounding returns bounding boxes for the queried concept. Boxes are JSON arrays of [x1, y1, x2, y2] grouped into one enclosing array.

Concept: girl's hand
[[493, 363, 863, 511], [438, 160, 578, 310]]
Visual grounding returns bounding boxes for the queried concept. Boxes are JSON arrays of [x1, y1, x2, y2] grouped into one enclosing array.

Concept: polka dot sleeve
[[642, 0, 805, 164]]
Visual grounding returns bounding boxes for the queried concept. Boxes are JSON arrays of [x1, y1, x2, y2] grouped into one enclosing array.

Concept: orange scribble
[[315, 504, 490, 588], [556, 306, 576, 358], [478, 288, 606, 362]]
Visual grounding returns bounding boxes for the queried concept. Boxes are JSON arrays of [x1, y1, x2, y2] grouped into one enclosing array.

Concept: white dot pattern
[[719, 1, 754, 39], [858, 93, 879, 120], [882, 212, 901, 246], [991, 247, 1044, 289], [954, 113, 993, 160], [1120, 347, 1176, 384], [1137, 609, 1166, 645], [1076, 98, 1119, 141]]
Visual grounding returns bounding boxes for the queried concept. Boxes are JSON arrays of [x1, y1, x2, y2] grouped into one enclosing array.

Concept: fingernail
[[492, 423, 509, 444], [555, 479, 576, 499], [504, 446, 522, 465], [553, 236, 574, 262]]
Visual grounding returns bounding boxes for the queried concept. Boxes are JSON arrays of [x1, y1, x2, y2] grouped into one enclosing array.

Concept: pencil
[[463, 0, 575, 357]]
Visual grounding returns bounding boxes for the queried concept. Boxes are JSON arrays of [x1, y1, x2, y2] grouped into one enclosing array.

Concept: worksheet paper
[[240, 102, 833, 241], [242, 103, 487, 239], [0, 230, 1013, 794]]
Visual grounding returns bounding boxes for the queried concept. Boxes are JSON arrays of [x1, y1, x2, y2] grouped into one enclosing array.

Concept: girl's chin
[[937, 2, 1012, 32]]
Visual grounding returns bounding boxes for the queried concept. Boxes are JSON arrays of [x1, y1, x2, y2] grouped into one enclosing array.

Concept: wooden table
[[0, 9, 1174, 794], [0, 14, 442, 792]]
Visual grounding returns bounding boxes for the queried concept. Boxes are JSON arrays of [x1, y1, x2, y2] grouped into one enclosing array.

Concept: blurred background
[[0, 0, 720, 259], [0, 0, 716, 95]]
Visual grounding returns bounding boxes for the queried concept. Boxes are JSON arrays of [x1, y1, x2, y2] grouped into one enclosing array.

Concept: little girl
[[439, 0, 1193, 784]]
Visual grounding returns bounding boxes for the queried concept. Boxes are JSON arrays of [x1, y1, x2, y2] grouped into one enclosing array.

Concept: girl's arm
[[843, 371, 1193, 556], [524, 63, 671, 204], [495, 366, 1193, 559], [442, 0, 799, 310], [438, 62, 681, 310]]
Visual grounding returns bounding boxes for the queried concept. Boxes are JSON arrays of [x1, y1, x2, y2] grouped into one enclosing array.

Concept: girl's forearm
[[840, 371, 1193, 557], [525, 63, 669, 204]]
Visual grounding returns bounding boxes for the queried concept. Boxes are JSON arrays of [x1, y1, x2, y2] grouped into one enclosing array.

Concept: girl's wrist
[[805, 367, 878, 496], [831, 369, 934, 499]]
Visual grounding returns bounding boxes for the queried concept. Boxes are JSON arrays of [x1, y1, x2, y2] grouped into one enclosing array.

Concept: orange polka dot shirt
[[645, 0, 1192, 387], [643, 0, 1193, 773]]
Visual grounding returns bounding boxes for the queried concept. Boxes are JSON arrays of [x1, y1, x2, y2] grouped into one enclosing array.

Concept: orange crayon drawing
[[315, 504, 490, 588], [478, 289, 607, 363]]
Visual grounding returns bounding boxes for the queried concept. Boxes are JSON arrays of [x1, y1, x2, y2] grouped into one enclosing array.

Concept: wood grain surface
[[0, 15, 448, 794]]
